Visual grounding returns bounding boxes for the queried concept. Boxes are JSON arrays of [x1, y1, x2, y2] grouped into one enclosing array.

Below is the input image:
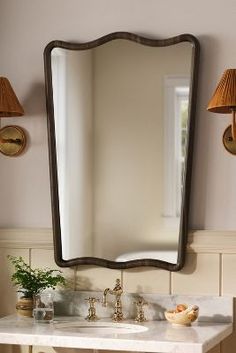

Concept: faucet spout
[[102, 279, 124, 321], [102, 288, 111, 307]]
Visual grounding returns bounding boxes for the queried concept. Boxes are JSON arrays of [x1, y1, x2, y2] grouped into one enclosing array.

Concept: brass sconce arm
[[231, 108, 236, 140], [0, 136, 22, 145]]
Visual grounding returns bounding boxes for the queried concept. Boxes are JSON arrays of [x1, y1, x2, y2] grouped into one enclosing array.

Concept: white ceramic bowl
[[165, 304, 199, 326]]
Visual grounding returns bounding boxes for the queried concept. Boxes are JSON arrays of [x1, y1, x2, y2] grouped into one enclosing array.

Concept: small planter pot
[[16, 297, 34, 317]]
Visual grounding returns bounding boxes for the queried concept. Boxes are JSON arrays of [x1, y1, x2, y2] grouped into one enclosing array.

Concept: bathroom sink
[[54, 321, 148, 335]]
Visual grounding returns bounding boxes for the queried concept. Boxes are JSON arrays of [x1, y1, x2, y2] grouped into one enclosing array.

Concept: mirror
[[44, 32, 199, 270]]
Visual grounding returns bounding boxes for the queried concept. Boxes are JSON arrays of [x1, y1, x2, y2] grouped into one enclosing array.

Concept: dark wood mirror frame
[[44, 32, 200, 271]]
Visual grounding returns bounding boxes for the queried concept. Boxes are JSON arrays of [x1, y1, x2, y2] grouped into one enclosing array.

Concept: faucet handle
[[85, 297, 100, 321], [134, 297, 148, 322]]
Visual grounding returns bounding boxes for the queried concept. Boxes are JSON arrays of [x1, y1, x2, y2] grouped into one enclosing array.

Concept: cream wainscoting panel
[[171, 253, 220, 295], [222, 254, 236, 295], [75, 265, 122, 291], [30, 249, 59, 268], [0, 229, 236, 353], [0, 248, 29, 317], [31, 249, 75, 290], [122, 267, 170, 294], [0, 248, 30, 353]]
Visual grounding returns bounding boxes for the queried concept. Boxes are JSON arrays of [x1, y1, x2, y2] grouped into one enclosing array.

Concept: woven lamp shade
[[207, 69, 236, 114], [0, 77, 24, 117]]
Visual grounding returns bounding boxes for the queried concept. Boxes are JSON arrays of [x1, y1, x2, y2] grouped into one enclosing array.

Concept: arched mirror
[[44, 32, 199, 270]]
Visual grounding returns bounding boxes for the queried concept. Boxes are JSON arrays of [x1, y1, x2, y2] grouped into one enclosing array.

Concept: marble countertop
[[0, 315, 232, 353]]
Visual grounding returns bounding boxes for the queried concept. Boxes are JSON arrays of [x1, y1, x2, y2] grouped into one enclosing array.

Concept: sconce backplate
[[223, 125, 236, 155], [0, 125, 26, 156]]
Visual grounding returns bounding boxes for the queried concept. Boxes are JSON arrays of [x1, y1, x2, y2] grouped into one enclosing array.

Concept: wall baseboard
[[0, 228, 235, 253]]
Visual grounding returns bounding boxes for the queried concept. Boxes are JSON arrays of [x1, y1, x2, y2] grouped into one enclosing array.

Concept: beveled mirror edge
[[44, 32, 200, 271]]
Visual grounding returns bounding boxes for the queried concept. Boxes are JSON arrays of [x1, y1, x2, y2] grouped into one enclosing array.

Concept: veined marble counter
[[0, 315, 232, 353], [0, 295, 233, 353]]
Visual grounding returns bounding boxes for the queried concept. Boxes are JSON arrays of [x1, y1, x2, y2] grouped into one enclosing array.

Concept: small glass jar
[[33, 293, 54, 323]]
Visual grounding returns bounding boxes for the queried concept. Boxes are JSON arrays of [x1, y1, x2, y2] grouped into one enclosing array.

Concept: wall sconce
[[0, 77, 26, 156], [207, 69, 236, 155]]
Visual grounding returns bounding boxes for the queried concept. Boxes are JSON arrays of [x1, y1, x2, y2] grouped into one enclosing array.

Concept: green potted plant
[[8, 255, 65, 317]]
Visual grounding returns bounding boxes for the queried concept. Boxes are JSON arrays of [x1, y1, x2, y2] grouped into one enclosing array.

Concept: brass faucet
[[102, 278, 124, 321]]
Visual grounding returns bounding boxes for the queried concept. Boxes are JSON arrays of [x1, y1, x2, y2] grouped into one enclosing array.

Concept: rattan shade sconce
[[207, 69, 236, 155], [0, 77, 26, 156]]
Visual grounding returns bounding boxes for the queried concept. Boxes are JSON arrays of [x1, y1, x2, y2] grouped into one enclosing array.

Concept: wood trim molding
[[0, 228, 53, 249], [188, 230, 236, 253], [0, 228, 235, 253]]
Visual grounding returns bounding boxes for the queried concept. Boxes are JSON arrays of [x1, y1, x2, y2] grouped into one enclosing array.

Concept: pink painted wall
[[0, 0, 236, 230]]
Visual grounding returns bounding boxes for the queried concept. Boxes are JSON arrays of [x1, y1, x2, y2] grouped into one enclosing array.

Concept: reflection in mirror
[[44, 33, 199, 270]]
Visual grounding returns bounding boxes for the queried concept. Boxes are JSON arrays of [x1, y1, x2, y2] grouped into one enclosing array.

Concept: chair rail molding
[[0, 228, 53, 249], [0, 228, 235, 253], [188, 230, 236, 253]]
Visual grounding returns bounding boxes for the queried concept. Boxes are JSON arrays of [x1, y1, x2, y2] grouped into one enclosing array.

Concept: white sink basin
[[54, 321, 148, 335]]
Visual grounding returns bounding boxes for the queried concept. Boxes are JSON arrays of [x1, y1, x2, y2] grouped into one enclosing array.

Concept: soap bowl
[[165, 304, 199, 326]]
